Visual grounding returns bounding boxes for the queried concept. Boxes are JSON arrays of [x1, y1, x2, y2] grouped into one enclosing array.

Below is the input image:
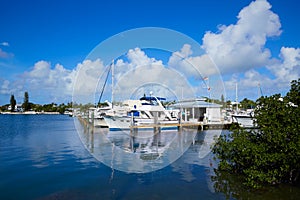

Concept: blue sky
[[0, 0, 300, 105]]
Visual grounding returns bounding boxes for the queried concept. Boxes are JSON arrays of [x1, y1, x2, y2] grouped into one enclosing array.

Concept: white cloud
[[127, 47, 162, 67], [73, 59, 105, 103], [202, 0, 281, 73], [224, 46, 300, 100], [112, 47, 195, 101], [0, 59, 106, 104], [200, 0, 300, 101], [224, 69, 275, 100], [168, 44, 217, 78], [0, 42, 9, 47], [267, 47, 300, 83], [21, 60, 76, 102], [1, 49, 193, 104]]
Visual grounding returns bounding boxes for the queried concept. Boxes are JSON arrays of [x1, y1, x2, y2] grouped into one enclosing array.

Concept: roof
[[170, 99, 222, 109]]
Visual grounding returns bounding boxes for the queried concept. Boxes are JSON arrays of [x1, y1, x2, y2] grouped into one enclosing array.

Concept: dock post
[[153, 111, 160, 134], [177, 111, 181, 130], [91, 110, 94, 126]]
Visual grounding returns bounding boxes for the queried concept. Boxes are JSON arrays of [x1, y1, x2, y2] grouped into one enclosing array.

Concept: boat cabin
[[170, 98, 222, 124]]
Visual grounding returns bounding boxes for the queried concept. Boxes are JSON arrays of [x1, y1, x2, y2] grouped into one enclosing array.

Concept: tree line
[[1, 92, 72, 114]]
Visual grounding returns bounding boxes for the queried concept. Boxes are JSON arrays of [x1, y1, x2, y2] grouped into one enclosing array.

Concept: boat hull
[[232, 115, 254, 128], [104, 116, 179, 131]]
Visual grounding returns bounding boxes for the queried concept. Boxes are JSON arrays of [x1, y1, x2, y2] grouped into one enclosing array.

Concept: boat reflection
[[75, 118, 198, 173]]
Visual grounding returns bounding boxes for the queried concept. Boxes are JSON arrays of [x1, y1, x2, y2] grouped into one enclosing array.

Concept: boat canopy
[[139, 97, 166, 101]]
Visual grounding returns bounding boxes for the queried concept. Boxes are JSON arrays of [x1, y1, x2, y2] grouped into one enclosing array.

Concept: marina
[[1, 0, 299, 199], [81, 95, 238, 131]]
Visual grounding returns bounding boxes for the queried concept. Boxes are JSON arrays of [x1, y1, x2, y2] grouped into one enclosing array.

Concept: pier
[[130, 122, 231, 131]]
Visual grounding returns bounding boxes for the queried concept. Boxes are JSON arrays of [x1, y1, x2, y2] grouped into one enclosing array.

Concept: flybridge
[[139, 97, 166, 101]]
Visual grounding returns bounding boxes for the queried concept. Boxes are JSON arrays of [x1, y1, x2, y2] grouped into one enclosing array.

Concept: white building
[[170, 98, 222, 124]]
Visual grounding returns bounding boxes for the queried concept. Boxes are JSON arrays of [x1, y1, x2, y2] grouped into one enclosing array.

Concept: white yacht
[[103, 96, 180, 131]]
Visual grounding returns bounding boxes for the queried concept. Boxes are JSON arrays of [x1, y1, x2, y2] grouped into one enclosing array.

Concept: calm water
[[0, 115, 299, 200]]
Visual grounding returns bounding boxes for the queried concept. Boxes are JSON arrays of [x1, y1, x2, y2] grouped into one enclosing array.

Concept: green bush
[[213, 79, 300, 188]]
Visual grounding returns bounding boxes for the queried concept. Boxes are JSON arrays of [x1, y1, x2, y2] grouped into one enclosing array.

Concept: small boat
[[232, 110, 255, 128], [231, 83, 256, 128]]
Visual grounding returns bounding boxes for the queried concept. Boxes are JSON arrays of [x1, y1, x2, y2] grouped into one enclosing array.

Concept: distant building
[[16, 104, 23, 112], [7, 104, 23, 112]]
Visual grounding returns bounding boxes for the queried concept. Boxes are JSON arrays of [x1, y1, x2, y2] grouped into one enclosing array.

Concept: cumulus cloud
[[21, 61, 76, 102], [202, 0, 281, 73], [0, 59, 106, 103], [200, 0, 300, 100], [267, 47, 300, 83], [1, 48, 193, 104], [168, 44, 217, 78], [111, 47, 195, 101], [73, 59, 106, 103]]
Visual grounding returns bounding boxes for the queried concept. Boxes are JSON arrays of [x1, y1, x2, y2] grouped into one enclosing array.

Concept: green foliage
[[22, 91, 30, 111], [213, 79, 300, 188], [10, 94, 16, 112], [30, 102, 72, 114], [240, 98, 256, 110]]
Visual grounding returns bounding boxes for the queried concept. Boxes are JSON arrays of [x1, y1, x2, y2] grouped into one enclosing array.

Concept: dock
[[130, 122, 230, 130]]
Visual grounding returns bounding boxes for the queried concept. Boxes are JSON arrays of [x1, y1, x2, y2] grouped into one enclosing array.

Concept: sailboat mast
[[258, 82, 263, 98], [111, 60, 114, 107], [235, 82, 238, 112]]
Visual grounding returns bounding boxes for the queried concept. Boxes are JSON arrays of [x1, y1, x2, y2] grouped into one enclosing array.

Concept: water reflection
[[75, 118, 198, 173], [212, 169, 300, 199], [171, 130, 222, 193]]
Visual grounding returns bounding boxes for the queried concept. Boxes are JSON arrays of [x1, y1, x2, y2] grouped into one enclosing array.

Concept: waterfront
[[0, 115, 299, 199]]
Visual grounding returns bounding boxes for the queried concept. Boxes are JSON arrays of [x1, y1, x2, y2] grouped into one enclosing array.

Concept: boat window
[[141, 103, 152, 105]]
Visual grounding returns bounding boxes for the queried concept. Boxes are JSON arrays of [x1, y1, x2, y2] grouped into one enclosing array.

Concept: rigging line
[[98, 63, 112, 105]]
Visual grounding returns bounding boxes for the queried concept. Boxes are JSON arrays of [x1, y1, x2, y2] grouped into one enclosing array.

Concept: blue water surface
[[0, 114, 225, 200]]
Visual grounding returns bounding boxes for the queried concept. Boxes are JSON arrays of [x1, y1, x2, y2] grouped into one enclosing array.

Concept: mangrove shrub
[[213, 79, 300, 188]]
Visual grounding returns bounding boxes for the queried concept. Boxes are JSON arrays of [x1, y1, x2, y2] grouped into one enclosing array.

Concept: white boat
[[103, 96, 180, 131], [231, 83, 256, 128], [232, 110, 255, 128], [93, 103, 113, 127], [89, 101, 126, 127]]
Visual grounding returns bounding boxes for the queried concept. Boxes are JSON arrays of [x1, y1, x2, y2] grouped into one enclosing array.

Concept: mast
[[235, 82, 238, 112], [98, 63, 112, 105], [111, 59, 114, 107], [258, 82, 263, 98]]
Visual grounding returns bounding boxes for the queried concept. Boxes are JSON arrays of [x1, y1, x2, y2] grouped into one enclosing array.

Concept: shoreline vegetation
[[0, 111, 61, 115], [213, 79, 300, 190], [1, 92, 73, 114]]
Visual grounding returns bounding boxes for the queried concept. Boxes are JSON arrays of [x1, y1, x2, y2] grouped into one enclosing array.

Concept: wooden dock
[[130, 122, 230, 130]]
